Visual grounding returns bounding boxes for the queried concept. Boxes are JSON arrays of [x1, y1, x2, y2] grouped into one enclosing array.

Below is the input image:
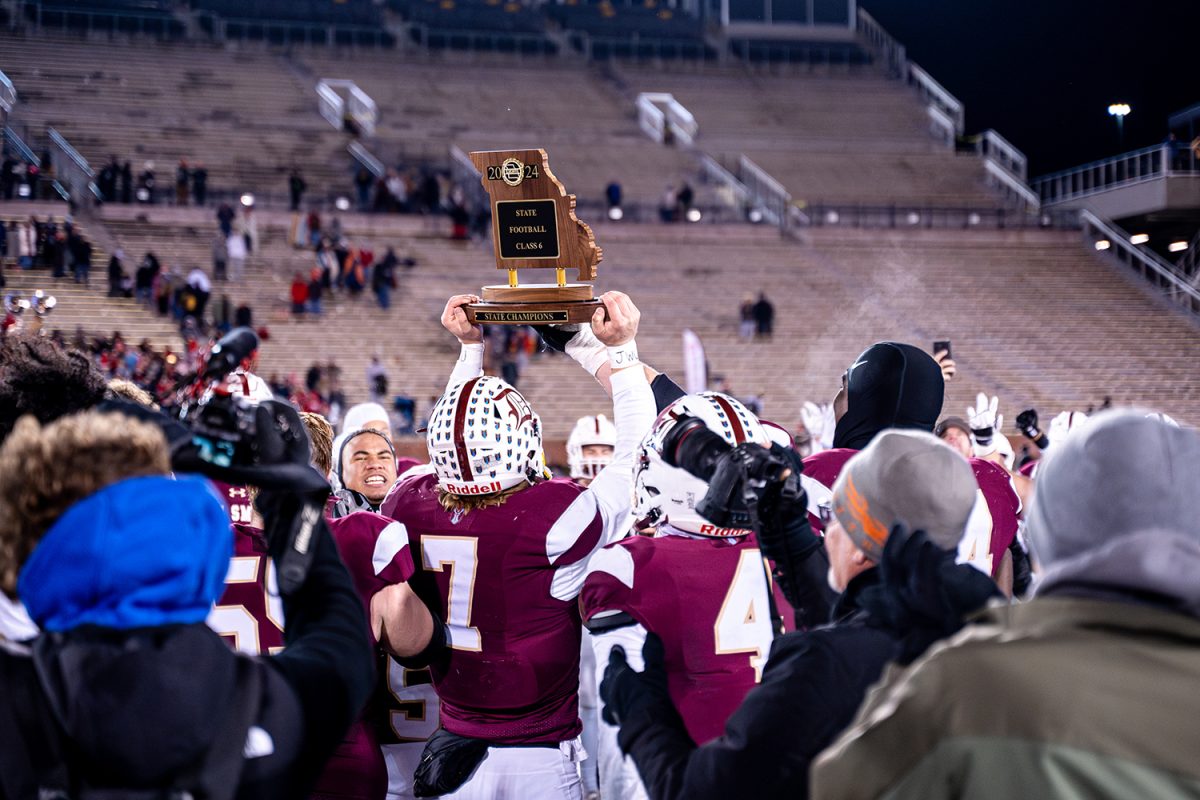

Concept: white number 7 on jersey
[[421, 536, 482, 651], [714, 549, 774, 682]]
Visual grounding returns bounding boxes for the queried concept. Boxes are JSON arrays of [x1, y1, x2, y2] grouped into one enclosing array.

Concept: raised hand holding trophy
[[464, 149, 603, 325]]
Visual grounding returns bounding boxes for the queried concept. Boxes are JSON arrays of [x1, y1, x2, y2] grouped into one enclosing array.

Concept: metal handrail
[[348, 141, 384, 179], [977, 129, 1028, 180], [1034, 143, 1165, 183], [983, 159, 1039, 210], [1030, 144, 1193, 206], [0, 70, 15, 115], [855, 8, 906, 77], [907, 62, 963, 136], [1082, 210, 1200, 311]]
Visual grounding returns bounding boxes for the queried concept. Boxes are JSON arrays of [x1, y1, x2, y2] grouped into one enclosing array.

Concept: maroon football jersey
[[968, 458, 1021, 576], [207, 523, 285, 655], [325, 511, 421, 800], [210, 480, 255, 526], [381, 473, 604, 744], [802, 448, 857, 533], [580, 533, 778, 745]]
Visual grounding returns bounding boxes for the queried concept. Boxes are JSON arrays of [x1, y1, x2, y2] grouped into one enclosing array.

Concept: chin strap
[[332, 488, 376, 518]]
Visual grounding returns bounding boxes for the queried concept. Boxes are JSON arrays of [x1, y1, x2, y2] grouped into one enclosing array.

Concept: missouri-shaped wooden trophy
[[464, 148, 603, 324]]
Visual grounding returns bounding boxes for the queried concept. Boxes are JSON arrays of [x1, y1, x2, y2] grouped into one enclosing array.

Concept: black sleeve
[[651, 373, 686, 412], [617, 633, 852, 800], [267, 525, 374, 794]]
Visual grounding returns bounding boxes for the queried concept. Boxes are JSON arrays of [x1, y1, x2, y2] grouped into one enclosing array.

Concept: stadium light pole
[[1108, 103, 1131, 147]]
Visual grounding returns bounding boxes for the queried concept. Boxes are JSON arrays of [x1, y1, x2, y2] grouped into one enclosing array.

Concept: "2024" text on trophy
[[464, 149, 603, 325]]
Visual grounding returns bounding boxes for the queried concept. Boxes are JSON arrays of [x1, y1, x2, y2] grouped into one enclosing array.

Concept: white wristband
[[447, 342, 484, 389], [564, 325, 609, 376], [607, 341, 641, 371]]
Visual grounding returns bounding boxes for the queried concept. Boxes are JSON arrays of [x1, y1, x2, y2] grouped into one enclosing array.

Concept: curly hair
[[0, 411, 170, 597], [0, 335, 107, 444], [300, 411, 334, 478], [105, 378, 158, 409]]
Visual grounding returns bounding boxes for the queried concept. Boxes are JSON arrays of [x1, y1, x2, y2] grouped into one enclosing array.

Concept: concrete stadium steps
[[618, 65, 999, 209], [1, 33, 355, 198], [806, 228, 1200, 425], [292, 51, 717, 211]]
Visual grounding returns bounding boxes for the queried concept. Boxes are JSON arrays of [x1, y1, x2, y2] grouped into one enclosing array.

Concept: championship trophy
[[464, 149, 603, 325]]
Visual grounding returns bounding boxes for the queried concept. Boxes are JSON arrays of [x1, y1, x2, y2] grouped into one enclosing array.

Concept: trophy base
[[466, 284, 601, 325]]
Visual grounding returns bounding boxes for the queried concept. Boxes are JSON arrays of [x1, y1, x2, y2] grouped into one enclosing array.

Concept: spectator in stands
[[315, 238, 336, 289], [373, 247, 397, 310], [420, 171, 440, 214], [107, 249, 126, 298], [192, 162, 208, 206], [213, 293, 232, 335], [306, 211, 322, 248], [98, 157, 118, 204], [241, 206, 259, 255], [0, 153, 15, 201], [186, 268, 212, 321], [175, 160, 190, 206], [606, 180, 623, 210], [738, 293, 755, 340], [0, 220, 7, 274], [291, 273, 309, 318], [227, 229, 247, 282], [677, 181, 695, 216], [68, 229, 92, 287], [120, 161, 133, 204], [15, 220, 34, 271], [307, 268, 324, 316], [366, 357, 388, 406], [289, 169, 307, 212], [354, 168, 374, 212], [137, 162, 156, 204], [660, 185, 678, 223], [211, 233, 228, 282], [752, 291, 774, 340], [216, 203, 236, 239], [234, 303, 253, 329], [135, 253, 160, 307]]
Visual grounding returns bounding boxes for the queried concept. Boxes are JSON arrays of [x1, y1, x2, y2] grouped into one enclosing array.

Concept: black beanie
[[832, 342, 944, 451]]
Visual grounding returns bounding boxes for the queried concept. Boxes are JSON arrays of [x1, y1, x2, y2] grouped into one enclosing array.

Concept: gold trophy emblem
[[464, 149, 603, 325]]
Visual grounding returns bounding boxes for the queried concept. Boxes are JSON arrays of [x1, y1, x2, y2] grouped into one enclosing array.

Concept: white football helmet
[[427, 376, 547, 495], [566, 414, 617, 481], [634, 392, 769, 537]]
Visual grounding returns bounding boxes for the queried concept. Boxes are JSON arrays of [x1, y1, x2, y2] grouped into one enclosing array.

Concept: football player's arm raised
[[441, 294, 485, 391], [585, 292, 657, 544]]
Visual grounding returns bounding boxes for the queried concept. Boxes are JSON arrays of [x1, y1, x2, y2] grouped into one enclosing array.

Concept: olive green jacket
[[811, 597, 1200, 799]]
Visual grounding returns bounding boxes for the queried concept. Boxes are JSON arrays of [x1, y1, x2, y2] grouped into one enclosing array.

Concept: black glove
[[706, 442, 834, 630], [531, 323, 579, 353], [1016, 408, 1049, 449], [600, 633, 671, 726]]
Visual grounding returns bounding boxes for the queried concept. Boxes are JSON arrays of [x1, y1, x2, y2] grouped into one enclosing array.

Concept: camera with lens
[[659, 415, 794, 529]]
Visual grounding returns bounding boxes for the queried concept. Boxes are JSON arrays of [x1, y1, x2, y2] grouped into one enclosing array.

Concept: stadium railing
[[805, 203, 1074, 230], [21, 1, 184, 38], [1032, 144, 1198, 207], [47, 126, 102, 209], [197, 13, 394, 47], [1082, 210, 1200, 315], [408, 24, 557, 54]]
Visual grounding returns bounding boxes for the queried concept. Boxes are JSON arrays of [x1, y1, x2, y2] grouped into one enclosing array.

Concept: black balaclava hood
[[832, 342, 944, 451]]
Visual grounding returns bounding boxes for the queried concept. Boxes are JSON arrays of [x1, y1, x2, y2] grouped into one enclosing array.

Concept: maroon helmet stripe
[[713, 395, 747, 444], [594, 416, 600, 435], [452, 378, 479, 481]]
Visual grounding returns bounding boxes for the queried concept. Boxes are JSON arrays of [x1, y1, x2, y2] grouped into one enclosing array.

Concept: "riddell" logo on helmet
[[445, 480, 502, 495], [698, 524, 751, 537]]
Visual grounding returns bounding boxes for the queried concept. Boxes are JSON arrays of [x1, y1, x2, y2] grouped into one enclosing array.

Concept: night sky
[[860, 0, 1200, 176]]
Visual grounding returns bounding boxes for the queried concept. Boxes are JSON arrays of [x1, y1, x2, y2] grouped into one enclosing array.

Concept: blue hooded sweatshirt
[[18, 475, 232, 632]]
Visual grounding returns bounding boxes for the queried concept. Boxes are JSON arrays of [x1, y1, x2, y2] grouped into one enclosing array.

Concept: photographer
[[0, 401, 373, 797], [600, 430, 998, 800]]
